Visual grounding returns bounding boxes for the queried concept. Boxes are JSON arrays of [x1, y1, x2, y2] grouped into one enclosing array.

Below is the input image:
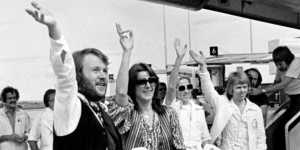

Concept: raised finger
[[31, 1, 42, 10], [34, 11, 39, 20], [25, 9, 35, 17], [115, 23, 122, 36], [40, 14, 45, 23]]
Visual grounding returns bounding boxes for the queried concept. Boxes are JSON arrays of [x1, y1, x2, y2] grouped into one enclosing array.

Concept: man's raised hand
[[116, 23, 134, 52], [26, 1, 56, 27], [174, 38, 187, 58]]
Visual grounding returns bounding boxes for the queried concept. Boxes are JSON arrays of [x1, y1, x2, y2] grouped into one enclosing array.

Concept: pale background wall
[[1, 0, 300, 101]]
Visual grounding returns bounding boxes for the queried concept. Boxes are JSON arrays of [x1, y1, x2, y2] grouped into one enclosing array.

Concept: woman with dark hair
[[108, 25, 185, 150], [250, 46, 300, 150], [189, 51, 266, 150]]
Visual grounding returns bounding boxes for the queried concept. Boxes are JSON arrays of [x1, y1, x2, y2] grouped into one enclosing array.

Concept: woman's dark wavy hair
[[244, 68, 262, 88], [272, 46, 295, 65], [43, 89, 56, 107], [1, 86, 19, 103], [72, 48, 109, 91], [128, 63, 166, 115]]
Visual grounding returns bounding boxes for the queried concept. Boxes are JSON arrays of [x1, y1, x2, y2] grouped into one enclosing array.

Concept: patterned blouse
[[108, 98, 186, 150]]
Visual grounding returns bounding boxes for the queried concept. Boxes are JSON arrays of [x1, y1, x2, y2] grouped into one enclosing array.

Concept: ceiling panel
[[143, 0, 300, 29]]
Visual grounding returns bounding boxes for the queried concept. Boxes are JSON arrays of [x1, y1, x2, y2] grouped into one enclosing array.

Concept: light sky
[[1, 0, 300, 101]]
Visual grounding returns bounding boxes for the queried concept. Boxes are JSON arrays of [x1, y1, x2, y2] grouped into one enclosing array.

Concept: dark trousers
[[267, 94, 300, 150]]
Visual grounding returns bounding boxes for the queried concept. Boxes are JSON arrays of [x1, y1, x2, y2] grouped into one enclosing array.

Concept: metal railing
[[285, 111, 300, 150]]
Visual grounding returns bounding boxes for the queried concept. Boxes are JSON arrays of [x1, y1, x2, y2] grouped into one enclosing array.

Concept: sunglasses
[[178, 84, 193, 91], [136, 77, 158, 86]]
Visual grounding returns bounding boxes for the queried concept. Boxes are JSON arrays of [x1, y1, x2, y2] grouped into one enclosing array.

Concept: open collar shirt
[[28, 108, 53, 150], [0, 107, 31, 150]]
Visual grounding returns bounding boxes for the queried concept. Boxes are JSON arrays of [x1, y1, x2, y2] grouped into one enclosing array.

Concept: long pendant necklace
[[142, 112, 156, 149]]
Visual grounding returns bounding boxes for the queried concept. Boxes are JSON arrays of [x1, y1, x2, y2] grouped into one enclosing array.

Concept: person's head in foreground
[[225, 71, 250, 101], [73, 48, 109, 102], [128, 63, 166, 114]]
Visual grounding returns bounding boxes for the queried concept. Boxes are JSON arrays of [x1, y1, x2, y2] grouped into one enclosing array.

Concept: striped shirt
[[108, 100, 186, 150]]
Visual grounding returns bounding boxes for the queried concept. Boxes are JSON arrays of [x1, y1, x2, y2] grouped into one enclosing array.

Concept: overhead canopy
[[183, 53, 273, 65], [144, 0, 300, 30]]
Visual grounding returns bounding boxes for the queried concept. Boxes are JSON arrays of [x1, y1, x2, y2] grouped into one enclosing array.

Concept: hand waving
[[25, 1, 56, 27], [189, 50, 206, 66], [116, 23, 133, 52], [174, 38, 187, 58]]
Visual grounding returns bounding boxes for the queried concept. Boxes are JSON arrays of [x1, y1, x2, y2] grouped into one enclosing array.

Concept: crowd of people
[[1, 1, 300, 150]]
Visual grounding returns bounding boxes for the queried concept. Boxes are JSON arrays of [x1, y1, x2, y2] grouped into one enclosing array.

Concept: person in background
[[190, 50, 266, 150], [245, 68, 268, 107], [26, 2, 122, 150], [108, 26, 185, 150], [157, 82, 167, 104], [0, 86, 31, 150], [245, 68, 269, 122], [250, 46, 300, 150], [28, 89, 55, 150], [191, 88, 202, 106], [164, 39, 211, 150]]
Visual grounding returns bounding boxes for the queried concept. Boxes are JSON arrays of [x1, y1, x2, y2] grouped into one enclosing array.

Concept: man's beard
[[79, 77, 106, 102]]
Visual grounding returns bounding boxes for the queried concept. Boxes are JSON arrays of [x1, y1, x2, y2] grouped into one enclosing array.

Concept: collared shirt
[[171, 100, 211, 150], [199, 71, 266, 150], [0, 107, 31, 150], [28, 108, 53, 150], [221, 100, 258, 150]]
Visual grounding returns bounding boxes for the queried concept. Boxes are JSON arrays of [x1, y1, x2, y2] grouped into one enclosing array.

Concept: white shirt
[[28, 108, 53, 150], [277, 57, 300, 95], [171, 100, 211, 150], [199, 71, 266, 150], [221, 100, 259, 150], [50, 37, 81, 136], [0, 107, 31, 150]]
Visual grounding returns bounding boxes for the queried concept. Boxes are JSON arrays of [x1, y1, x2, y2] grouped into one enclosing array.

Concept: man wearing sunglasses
[[165, 39, 211, 150]]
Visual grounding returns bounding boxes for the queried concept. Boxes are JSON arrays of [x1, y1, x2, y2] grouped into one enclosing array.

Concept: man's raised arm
[[26, 2, 80, 136]]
